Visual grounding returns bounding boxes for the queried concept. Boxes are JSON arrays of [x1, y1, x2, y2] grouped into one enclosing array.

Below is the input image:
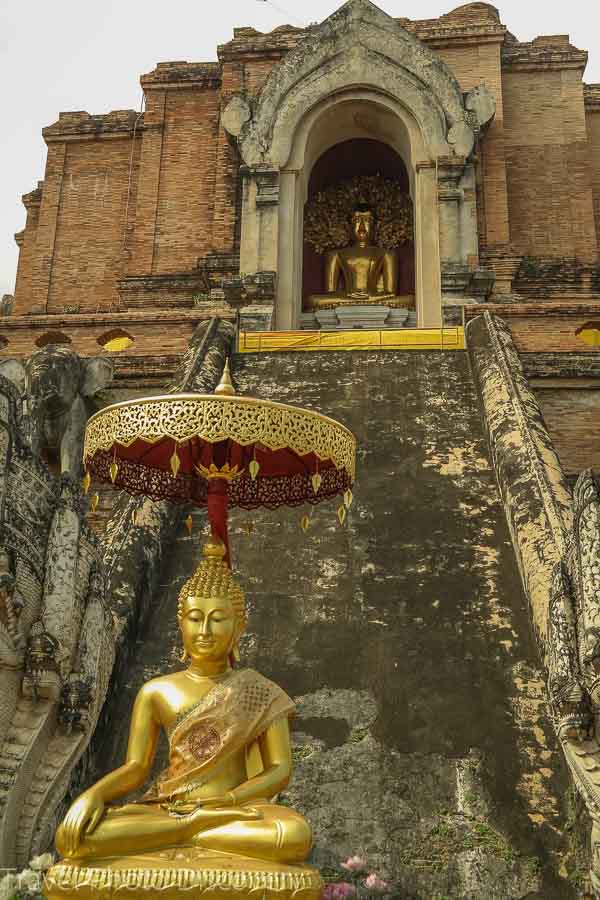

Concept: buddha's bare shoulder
[[136, 670, 188, 697]]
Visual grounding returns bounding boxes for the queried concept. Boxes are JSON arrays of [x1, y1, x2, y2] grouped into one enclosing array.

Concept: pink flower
[[363, 873, 390, 893], [340, 855, 368, 872], [322, 883, 358, 899]]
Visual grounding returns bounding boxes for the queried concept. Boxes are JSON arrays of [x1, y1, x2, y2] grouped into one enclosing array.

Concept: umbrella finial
[[214, 358, 236, 397]]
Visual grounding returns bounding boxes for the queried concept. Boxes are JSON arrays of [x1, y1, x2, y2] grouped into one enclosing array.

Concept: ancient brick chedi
[[2, 0, 600, 357]]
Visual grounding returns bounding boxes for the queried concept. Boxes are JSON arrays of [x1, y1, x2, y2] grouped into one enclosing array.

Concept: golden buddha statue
[[44, 539, 322, 900], [306, 203, 410, 311]]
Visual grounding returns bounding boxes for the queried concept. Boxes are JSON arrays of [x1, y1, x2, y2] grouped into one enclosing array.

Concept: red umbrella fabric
[[84, 375, 356, 565]]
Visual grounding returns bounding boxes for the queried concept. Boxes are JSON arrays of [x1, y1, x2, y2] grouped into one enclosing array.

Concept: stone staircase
[[0, 698, 54, 866], [88, 346, 580, 899]]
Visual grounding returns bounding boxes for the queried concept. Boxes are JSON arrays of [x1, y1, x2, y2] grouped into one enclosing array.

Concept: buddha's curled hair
[[177, 539, 246, 632]]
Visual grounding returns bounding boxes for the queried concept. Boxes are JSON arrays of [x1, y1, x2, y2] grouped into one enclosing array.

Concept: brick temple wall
[[0, 310, 231, 360], [12, 116, 143, 317], [48, 138, 139, 313], [503, 58, 597, 262], [586, 89, 600, 249], [132, 77, 222, 276], [535, 387, 600, 476], [12, 187, 41, 317], [10, 5, 600, 321], [435, 40, 510, 248], [464, 304, 600, 352]]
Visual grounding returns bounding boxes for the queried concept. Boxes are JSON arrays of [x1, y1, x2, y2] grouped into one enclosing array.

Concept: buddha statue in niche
[[306, 203, 411, 311], [46, 539, 321, 900]]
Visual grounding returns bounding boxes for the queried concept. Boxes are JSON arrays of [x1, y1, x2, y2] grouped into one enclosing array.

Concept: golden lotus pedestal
[[44, 848, 323, 899]]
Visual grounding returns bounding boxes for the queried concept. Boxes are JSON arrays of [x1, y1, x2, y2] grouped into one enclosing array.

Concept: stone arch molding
[[225, 0, 494, 328], [236, 0, 479, 166], [267, 48, 448, 170]]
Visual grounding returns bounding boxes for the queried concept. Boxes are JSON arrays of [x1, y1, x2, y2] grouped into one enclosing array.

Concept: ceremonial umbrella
[[83, 362, 357, 565]]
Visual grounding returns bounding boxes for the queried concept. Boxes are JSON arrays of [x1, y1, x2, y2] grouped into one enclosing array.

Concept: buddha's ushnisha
[[55, 539, 312, 863]]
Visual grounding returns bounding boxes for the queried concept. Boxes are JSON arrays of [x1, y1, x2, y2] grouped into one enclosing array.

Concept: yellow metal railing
[[238, 327, 465, 353]]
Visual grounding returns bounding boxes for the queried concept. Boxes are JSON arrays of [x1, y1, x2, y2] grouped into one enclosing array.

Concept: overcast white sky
[[1, 0, 599, 298]]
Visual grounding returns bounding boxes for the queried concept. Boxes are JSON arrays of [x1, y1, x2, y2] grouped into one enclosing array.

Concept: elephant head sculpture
[[0, 345, 113, 477]]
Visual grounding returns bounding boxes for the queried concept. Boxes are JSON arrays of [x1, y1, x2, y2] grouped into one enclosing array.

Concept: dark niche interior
[[302, 138, 415, 303]]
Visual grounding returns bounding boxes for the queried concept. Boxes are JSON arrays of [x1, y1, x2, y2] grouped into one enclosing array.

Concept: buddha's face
[[180, 592, 237, 663], [351, 211, 374, 245]]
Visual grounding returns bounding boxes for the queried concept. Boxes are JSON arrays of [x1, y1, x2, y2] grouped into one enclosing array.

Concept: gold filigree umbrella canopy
[[83, 362, 357, 564]]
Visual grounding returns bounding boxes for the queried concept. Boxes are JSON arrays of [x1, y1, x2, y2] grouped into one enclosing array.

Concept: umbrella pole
[[207, 478, 231, 568]]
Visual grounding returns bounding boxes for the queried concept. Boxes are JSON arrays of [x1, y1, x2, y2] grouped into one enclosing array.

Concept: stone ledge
[[402, 19, 506, 47], [510, 257, 600, 297], [502, 39, 587, 71], [441, 264, 495, 299], [141, 61, 221, 89], [218, 7, 507, 62], [465, 302, 600, 319], [585, 84, 600, 109], [218, 25, 309, 60], [117, 272, 223, 310], [0, 309, 234, 331], [522, 352, 600, 380], [22, 182, 43, 208], [43, 110, 142, 141]]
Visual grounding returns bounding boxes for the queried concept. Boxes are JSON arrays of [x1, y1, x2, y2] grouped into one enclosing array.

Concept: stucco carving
[[547, 562, 589, 741], [570, 475, 600, 698], [238, 0, 478, 166], [467, 313, 600, 898], [464, 84, 496, 133], [0, 377, 113, 867], [0, 346, 113, 477], [221, 95, 251, 138], [0, 549, 24, 672], [0, 319, 235, 868], [551, 472, 600, 898]]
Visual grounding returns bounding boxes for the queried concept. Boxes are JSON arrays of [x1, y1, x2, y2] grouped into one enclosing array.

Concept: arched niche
[[35, 331, 71, 348], [270, 91, 441, 329], [302, 138, 414, 304], [231, 0, 487, 330]]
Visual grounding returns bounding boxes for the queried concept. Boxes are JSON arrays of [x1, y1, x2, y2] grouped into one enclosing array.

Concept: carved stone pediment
[[234, 0, 483, 167]]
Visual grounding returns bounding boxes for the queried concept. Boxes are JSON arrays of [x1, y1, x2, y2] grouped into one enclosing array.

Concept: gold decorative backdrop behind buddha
[[303, 174, 414, 311]]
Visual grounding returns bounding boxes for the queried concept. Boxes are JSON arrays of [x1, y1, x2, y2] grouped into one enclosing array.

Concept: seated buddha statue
[[306, 203, 411, 311], [45, 539, 321, 900]]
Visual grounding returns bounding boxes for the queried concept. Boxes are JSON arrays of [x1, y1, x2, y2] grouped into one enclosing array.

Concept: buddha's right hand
[[185, 804, 262, 837], [59, 790, 105, 854]]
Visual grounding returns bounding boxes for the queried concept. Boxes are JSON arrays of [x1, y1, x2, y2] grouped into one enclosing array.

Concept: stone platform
[[301, 303, 414, 330]]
